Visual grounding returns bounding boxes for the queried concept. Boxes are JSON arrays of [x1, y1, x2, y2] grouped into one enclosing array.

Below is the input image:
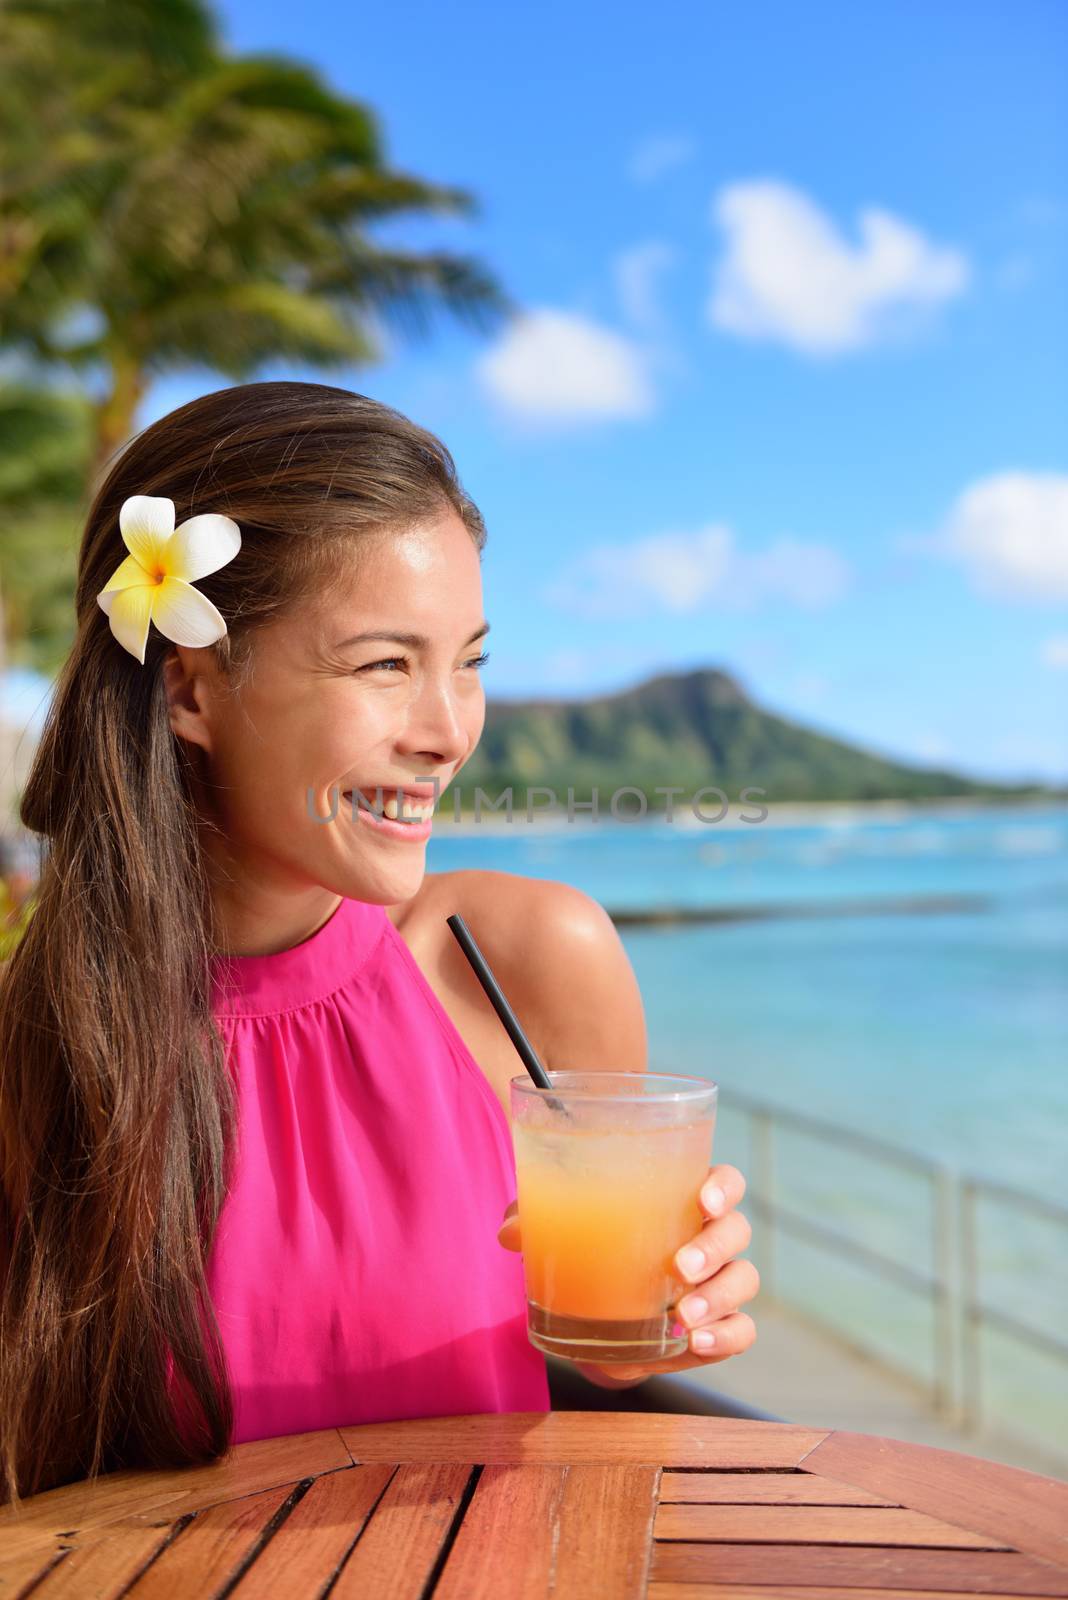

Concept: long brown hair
[[0, 381, 487, 1502]]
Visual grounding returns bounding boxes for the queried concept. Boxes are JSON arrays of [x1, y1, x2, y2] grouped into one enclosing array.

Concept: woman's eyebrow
[[333, 621, 491, 650]]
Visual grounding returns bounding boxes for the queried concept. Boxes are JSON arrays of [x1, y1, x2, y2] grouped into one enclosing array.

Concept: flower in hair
[[96, 495, 242, 664]]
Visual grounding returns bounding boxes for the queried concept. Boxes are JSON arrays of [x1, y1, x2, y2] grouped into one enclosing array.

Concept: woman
[[0, 381, 757, 1502]]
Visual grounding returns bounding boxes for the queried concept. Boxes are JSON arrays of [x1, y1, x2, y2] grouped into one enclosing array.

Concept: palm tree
[[0, 385, 94, 674], [0, 384, 94, 832], [0, 0, 514, 480]]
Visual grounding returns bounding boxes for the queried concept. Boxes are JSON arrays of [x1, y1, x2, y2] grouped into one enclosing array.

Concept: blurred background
[[1, 0, 1065, 1472]]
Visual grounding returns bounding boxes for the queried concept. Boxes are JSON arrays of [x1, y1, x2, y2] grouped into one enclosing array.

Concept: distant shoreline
[[430, 794, 1066, 835]]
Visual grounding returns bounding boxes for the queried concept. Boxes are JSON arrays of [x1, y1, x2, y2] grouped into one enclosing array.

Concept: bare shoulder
[[419, 868, 648, 1073]]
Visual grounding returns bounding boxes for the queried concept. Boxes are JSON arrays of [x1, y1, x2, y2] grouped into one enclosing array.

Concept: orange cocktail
[[510, 1072, 718, 1363]]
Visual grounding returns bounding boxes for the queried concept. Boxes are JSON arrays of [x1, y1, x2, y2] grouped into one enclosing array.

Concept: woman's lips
[[341, 788, 435, 838]]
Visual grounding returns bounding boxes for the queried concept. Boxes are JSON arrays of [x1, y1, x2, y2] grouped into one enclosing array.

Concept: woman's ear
[[162, 646, 216, 755]]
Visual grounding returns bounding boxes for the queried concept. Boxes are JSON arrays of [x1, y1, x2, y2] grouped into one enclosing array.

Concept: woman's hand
[[498, 1162, 758, 1387]]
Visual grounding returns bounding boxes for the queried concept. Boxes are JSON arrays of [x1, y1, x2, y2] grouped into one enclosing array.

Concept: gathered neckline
[[210, 895, 389, 1018]]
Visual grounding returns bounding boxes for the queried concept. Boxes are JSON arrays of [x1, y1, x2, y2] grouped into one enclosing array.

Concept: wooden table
[[2, 1413, 1067, 1598]]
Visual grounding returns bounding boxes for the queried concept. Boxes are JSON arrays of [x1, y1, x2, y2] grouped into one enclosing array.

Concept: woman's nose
[[399, 676, 473, 765]]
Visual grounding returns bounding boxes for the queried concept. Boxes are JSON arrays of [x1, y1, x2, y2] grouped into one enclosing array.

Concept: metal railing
[[959, 1175, 1068, 1432], [718, 1089, 1068, 1439]]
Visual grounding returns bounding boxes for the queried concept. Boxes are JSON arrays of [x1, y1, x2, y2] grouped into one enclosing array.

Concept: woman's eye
[[355, 650, 489, 674], [357, 657, 408, 673]]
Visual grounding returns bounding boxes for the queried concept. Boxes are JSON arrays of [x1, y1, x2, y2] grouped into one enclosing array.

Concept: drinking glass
[[510, 1071, 718, 1364]]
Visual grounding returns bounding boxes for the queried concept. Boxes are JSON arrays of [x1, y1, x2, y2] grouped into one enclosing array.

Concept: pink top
[[204, 893, 550, 1443]]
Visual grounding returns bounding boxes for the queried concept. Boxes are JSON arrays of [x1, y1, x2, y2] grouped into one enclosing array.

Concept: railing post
[[750, 1106, 776, 1301], [960, 1179, 981, 1431], [932, 1166, 960, 1421]]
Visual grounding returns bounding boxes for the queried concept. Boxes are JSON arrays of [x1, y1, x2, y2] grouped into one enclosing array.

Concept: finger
[[685, 1310, 758, 1363], [699, 1163, 746, 1218], [596, 1312, 758, 1381], [673, 1258, 760, 1332], [674, 1208, 753, 1286], [497, 1211, 522, 1252]]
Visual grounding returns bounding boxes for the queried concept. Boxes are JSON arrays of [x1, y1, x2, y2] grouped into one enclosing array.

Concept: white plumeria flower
[[96, 495, 242, 664]]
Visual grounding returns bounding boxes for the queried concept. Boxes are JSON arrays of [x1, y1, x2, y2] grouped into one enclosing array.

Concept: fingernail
[[680, 1295, 708, 1327], [670, 1321, 685, 1338], [676, 1245, 705, 1281], [702, 1184, 726, 1215], [692, 1329, 716, 1352]]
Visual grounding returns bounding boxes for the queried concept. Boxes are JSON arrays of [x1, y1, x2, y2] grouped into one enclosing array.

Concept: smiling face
[[166, 510, 488, 939]]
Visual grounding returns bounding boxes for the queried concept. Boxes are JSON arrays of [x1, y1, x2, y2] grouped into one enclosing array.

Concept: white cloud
[[708, 178, 970, 354], [935, 472, 1068, 601], [475, 309, 654, 423], [614, 241, 677, 329], [628, 134, 696, 184], [547, 523, 851, 617], [1040, 634, 1068, 669]]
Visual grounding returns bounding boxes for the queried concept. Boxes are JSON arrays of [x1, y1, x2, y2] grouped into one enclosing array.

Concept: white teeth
[[346, 788, 435, 822], [377, 793, 434, 822]]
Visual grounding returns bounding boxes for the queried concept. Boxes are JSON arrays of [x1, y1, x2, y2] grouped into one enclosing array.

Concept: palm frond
[[142, 280, 379, 372]]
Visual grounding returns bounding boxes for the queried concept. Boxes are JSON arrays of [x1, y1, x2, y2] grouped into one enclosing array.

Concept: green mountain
[[456, 666, 1058, 808]]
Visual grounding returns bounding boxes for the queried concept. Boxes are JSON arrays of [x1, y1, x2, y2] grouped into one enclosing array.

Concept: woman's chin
[[339, 848, 428, 906]]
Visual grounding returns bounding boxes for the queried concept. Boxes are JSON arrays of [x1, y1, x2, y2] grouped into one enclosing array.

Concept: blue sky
[[135, 1, 1068, 782]]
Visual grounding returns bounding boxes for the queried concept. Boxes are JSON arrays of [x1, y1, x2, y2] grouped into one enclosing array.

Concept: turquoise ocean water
[[429, 801, 1067, 1192], [428, 802, 1068, 1448]]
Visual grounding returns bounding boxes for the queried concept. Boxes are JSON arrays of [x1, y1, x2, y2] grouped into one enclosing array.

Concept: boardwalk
[[685, 1297, 1068, 1481]]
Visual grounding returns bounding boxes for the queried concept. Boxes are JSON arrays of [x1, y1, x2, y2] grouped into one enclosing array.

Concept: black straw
[[446, 912, 571, 1115]]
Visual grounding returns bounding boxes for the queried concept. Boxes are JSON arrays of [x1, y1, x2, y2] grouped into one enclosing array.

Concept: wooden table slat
[[227, 1465, 395, 1598], [432, 1464, 567, 1600], [648, 1587, 1068, 1600], [655, 1503, 1011, 1549], [800, 1432, 1068, 1575], [430, 1463, 660, 1600], [329, 1463, 472, 1600], [650, 1543, 1068, 1596], [0, 1428, 352, 1567], [659, 1471, 901, 1506], [339, 1413, 829, 1468], [27, 1522, 176, 1600], [122, 1482, 294, 1597], [2, 1414, 1066, 1598], [0, 1546, 66, 1600], [550, 1466, 660, 1599]]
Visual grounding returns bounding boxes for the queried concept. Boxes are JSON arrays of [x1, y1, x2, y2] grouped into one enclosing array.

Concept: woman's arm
[[503, 876, 649, 1075]]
